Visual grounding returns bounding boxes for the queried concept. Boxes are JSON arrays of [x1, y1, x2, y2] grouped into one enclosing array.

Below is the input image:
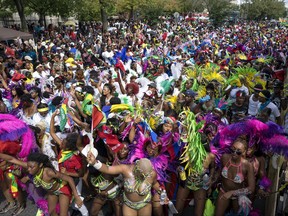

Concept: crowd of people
[[0, 16, 287, 216]]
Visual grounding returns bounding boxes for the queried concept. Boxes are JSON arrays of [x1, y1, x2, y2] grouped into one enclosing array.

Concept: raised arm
[[87, 151, 126, 175], [0, 153, 27, 169]]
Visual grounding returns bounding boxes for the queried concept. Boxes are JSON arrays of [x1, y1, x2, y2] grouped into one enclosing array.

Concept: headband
[[38, 107, 49, 112]]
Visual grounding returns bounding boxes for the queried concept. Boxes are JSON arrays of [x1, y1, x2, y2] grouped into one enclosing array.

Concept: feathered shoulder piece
[[0, 114, 37, 158]]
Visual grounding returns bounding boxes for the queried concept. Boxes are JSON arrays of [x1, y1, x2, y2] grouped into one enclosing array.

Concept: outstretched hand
[[87, 151, 97, 165]]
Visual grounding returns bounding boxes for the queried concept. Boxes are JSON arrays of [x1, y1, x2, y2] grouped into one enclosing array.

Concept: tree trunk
[[38, 13, 45, 27], [99, 0, 108, 33], [129, 5, 134, 20], [13, 0, 27, 32]]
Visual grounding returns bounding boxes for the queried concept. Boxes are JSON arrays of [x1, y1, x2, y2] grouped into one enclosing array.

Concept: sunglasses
[[230, 148, 243, 155]]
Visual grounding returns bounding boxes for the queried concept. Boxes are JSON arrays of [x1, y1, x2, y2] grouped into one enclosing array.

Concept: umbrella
[[64, 21, 76, 26]]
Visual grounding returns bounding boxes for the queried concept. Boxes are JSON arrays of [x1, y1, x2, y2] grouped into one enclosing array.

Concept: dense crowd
[[0, 17, 287, 216]]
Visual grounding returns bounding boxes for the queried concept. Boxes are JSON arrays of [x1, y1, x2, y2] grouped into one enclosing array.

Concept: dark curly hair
[[65, 132, 79, 151], [27, 152, 55, 171]]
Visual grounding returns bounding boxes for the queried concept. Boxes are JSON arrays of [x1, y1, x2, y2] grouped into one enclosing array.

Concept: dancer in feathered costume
[[0, 114, 39, 214], [176, 110, 216, 216], [211, 118, 288, 155], [129, 131, 170, 183], [211, 119, 288, 215]]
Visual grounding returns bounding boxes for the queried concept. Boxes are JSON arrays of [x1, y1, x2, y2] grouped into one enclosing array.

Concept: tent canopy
[[0, 27, 33, 41]]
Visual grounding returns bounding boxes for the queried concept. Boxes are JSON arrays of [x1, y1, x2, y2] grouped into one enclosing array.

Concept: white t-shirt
[[33, 112, 52, 132], [248, 94, 260, 116], [257, 102, 280, 122]]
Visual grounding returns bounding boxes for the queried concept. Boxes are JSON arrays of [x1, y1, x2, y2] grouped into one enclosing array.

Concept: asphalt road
[[0, 190, 267, 216]]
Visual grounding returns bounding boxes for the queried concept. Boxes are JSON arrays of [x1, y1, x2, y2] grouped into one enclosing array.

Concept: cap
[[184, 89, 196, 97], [236, 90, 247, 97], [36, 64, 43, 69], [148, 82, 157, 88], [253, 83, 263, 91], [24, 56, 32, 61]]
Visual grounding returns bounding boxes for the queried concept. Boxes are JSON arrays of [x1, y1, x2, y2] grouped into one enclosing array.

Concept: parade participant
[[11, 87, 24, 109], [0, 91, 7, 113], [257, 90, 280, 124], [215, 138, 255, 216], [20, 93, 37, 125], [100, 83, 114, 107], [227, 90, 248, 123], [0, 152, 83, 216], [248, 84, 263, 117], [176, 111, 215, 216], [87, 153, 168, 216]]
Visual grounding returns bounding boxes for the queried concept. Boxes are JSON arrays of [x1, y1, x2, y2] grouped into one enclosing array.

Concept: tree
[[242, 0, 286, 20], [0, 0, 27, 31], [24, 0, 77, 27], [203, 0, 233, 25], [177, 0, 205, 13], [74, 0, 101, 21]]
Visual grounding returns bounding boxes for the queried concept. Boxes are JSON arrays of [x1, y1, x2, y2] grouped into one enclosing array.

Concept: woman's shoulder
[[241, 158, 253, 169]]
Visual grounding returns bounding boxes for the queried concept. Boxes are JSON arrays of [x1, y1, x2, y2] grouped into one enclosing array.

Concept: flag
[[102, 104, 134, 118], [82, 93, 93, 116], [159, 79, 174, 94], [58, 150, 76, 164], [162, 32, 168, 41], [7, 173, 18, 198], [115, 59, 125, 73], [92, 105, 106, 131], [59, 99, 68, 132], [98, 130, 123, 153]]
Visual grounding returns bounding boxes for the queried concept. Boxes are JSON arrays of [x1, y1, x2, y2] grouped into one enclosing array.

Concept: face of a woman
[[127, 87, 134, 95], [236, 96, 245, 105], [11, 89, 16, 96], [231, 141, 246, 159], [162, 122, 173, 133], [30, 90, 37, 99], [27, 161, 41, 175], [75, 91, 84, 101], [102, 86, 111, 96], [146, 143, 159, 157], [118, 144, 129, 159], [185, 80, 193, 89], [54, 80, 62, 88]]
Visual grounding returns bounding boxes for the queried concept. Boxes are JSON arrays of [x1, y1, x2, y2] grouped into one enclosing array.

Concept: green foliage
[[203, 0, 233, 26], [177, 0, 205, 13], [241, 0, 286, 20], [0, 0, 13, 18], [74, 0, 101, 21]]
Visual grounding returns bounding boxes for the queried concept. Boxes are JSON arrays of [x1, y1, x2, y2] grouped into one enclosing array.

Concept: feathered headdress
[[226, 66, 266, 91], [128, 131, 171, 183], [211, 118, 288, 157]]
